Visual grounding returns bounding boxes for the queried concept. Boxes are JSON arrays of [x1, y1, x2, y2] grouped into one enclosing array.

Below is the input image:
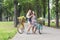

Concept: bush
[[51, 20, 56, 23]]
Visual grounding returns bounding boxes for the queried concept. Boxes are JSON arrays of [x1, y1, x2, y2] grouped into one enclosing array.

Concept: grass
[[0, 22, 17, 40], [45, 22, 60, 28]]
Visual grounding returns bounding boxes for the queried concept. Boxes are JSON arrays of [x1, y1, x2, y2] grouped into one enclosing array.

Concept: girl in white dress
[[31, 11, 37, 33]]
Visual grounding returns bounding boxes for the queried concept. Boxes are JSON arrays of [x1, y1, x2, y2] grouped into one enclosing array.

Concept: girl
[[26, 9, 33, 33], [31, 11, 37, 33]]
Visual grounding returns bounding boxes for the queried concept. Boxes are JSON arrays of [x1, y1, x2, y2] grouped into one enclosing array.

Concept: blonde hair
[[32, 11, 36, 16]]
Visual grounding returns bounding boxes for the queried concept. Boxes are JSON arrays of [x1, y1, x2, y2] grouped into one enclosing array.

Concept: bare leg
[[32, 26, 34, 33], [27, 23, 32, 32], [34, 27, 37, 33], [33, 27, 37, 33], [27, 26, 31, 32]]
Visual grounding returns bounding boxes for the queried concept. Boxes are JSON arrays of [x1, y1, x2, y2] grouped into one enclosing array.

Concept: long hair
[[27, 10, 31, 16], [26, 10, 32, 18], [29, 10, 33, 16]]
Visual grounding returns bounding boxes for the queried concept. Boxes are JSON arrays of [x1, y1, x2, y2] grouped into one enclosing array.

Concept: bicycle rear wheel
[[17, 24, 24, 34]]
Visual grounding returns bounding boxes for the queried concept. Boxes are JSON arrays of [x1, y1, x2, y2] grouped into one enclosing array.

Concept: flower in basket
[[37, 17, 44, 25], [18, 16, 26, 22]]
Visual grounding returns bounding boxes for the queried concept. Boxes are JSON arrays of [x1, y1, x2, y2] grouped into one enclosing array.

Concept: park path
[[11, 23, 60, 40]]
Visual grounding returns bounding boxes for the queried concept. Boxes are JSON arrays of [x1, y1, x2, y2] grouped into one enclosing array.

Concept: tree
[[14, 0, 18, 27], [48, 0, 50, 27], [34, 0, 42, 18], [17, 3, 22, 24], [2, 0, 14, 21], [0, 0, 3, 21], [55, 0, 59, 28], [43, 0, 46, 25]]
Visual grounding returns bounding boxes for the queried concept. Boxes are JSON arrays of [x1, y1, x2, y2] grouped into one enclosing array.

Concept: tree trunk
[[37, 6, 41, 18], [0, 0, 2, 21], [43, 0, 46, 25], [14, 0, 18, 27], [0, 11, 2, 21], [17, 4, 21, 24], [17, 4, 21, 17], [48, 0, 50, 27], [55, 0, 59, 28]]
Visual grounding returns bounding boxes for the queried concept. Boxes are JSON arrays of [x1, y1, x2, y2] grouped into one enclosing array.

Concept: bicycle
[[17, 16, 26, 34]]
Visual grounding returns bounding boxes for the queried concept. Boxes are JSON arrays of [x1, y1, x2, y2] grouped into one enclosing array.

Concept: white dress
[[32, 15, 37, 27]]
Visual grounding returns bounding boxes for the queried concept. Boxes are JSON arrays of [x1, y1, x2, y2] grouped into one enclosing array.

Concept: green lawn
[[45, 22, 60, 28], [0, 22, 17, 40]]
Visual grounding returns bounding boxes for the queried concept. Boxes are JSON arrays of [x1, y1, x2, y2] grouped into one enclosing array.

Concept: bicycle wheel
[[17, 24, 24, 34]]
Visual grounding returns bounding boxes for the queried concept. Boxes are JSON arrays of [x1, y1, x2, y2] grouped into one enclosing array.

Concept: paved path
[[11, 23, 60, 40]]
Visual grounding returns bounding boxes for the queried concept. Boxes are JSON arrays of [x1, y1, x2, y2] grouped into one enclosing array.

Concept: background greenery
[[1, 0, 60, 20]]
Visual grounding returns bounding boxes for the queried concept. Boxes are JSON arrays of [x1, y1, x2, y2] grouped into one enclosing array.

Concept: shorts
[[27, 18, 32, 23]]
